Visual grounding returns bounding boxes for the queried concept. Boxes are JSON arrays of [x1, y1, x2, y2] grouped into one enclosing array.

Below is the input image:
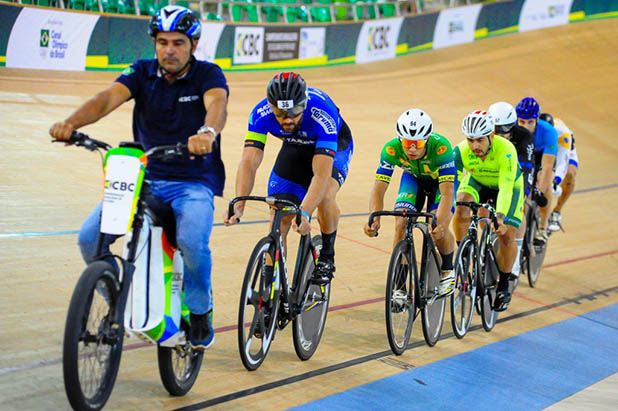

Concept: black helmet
[[267, 72, 308, 115], [539, 112, 554, 126], [148, 6, 201, 42]]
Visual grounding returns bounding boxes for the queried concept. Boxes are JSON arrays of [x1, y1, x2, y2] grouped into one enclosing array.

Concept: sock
[[498, 271, 511, 292], [456, 240, 461, 246], [512, 238, 523, 276], [320, 230, 337, 263], [440, 251, 454, 271]]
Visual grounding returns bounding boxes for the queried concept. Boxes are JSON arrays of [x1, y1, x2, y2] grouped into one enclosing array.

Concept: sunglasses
[[495, 123, 515, 135], [400, 138, 426, 149], [269, 103, 305, 119]]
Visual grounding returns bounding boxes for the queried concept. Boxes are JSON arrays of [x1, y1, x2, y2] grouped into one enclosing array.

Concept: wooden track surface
[[1, 18, 617, 410]]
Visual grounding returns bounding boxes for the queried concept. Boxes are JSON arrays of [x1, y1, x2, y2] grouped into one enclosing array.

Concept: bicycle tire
[[157, 325, 204, 396], [420, 242, 446, 347], [63, 261, 123, 411], [237, 237, 280, 371], [293, 235, 330, 361], [526, 208, 546, 287], [384, 240, 416, 355], [450, 236, 477, 339], [479, 228, 499, 332]]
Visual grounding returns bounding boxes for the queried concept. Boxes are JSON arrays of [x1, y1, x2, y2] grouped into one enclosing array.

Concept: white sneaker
[[548, 211, 562, 233], [438, 270, 455, 296]]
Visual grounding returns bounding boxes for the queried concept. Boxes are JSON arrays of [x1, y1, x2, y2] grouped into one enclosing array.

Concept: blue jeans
[[78, 180, 215, 315]]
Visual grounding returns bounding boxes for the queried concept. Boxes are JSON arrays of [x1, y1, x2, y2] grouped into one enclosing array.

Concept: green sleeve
[[496, 140, 519, 216], [453, 145, 464, 184]]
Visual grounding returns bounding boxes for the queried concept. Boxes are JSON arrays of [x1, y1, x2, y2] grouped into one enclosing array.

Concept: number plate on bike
[[101, 154, 143, 235]]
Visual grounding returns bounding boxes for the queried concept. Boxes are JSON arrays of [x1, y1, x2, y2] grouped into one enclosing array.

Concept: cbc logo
[[105, 180, 135, 192], [236, 33, 262, 57], [368, 26, 390, 51]]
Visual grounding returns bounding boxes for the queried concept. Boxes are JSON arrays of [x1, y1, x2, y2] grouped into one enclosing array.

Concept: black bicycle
[[520, 190, 549, 287], [230, 196, 330, 371], [59, 133, 205, 410], [368, 210, 446, 355], [451, 202, 501, 336]]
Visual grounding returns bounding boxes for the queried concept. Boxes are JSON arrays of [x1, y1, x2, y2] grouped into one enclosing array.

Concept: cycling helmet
[[516, 97, 540, 119], [488, 101, 517, 134], [396, 109, 433, 141], [267, 72, 308, 116], [462, 110, 495, 139], [148, 6, 201, 42], [539, 112, 554, 126]]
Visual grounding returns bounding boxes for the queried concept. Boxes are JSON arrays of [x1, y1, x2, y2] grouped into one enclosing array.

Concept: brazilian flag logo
[[40, 29, 49, 47]]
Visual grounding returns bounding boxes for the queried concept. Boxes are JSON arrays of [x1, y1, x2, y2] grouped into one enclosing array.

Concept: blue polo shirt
[[115, 57, 229, 196]]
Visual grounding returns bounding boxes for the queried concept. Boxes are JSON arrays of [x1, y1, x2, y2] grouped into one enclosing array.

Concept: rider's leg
[[453, 192, 475, 243], [316, 177, 341, 264], [554, 164, 577, 214], [78, 202, 120, 271], [512, 208, 526, 278]]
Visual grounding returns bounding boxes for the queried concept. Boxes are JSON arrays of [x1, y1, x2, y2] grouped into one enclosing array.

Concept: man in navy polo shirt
[[49, 5, 228, 350]]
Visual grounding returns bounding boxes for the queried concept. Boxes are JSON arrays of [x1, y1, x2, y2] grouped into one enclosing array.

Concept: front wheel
[[479, 229, 499, 332], [526, 210, 546, 287], [450, 237, 477, 339], [63, 261, 123, 411], [420, 245, 446, 347], [238, 237, 280, 371], [157, 328, 204, 396], [293, 235, 330, 361]]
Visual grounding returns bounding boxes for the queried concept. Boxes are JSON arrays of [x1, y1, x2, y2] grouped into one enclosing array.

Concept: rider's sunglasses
[[400, 138, 426, 150], [269, 102, 305, 119], [495, 123, 515, 135]]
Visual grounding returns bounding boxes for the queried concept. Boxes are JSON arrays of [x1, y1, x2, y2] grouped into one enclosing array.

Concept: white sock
[[512, 238, 523, 277]]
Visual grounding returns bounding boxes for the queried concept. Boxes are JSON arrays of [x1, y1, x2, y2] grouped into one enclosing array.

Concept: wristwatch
[[197, 125, 217, 136]]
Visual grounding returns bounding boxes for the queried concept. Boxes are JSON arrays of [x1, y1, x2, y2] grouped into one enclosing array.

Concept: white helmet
[[462, 110, 495, 139], [396, 109, 433, 141], [488, 101, 517, 135]]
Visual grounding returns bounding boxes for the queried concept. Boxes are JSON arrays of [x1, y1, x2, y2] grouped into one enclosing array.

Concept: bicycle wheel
[[450, 236, 477, 339], [479, 229, 499, 332], [384, 240, 416, 355], [238, 237, 280, 371], [157, 322, 204, 396], [420, 243, 446, 347], [63, 261, 123, 411], [293, 235, 330, 361], [526, 209, 546, 287]]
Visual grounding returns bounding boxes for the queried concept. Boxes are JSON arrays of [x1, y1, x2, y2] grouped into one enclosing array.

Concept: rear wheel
[[293, 236, 330, 361], [450, 237, 477, 339], [384, 240, 416, 355], [526, 209, 546, 287], [238, 238, 280, 371], [157, 322, 204, 396], [420, 245, 446, 346], [63, 261, 123, 411]]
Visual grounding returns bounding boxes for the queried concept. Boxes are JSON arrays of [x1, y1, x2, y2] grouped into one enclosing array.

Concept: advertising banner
[[299, 27, 326, 60], [355, 17, 404, 64], [432, 4, 482, 49], [264, 27, 299, 62], [519, 0, 574, 32], [233, 26, 264, 65], [6, 8, 99, 70], [195, 22, 225, 63]]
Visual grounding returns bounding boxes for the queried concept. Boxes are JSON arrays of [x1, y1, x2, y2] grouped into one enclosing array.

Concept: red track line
[[543, 249, 618, 268], [512, 292, 581, 317]]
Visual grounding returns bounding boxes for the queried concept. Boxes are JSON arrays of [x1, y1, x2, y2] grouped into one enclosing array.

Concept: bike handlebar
[[368, 210, 438, 231], [455, 201, 500, 230], [228, 196, 302, 226]]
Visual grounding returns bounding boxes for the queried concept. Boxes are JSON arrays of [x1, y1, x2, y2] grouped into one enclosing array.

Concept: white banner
[[233, 26, 264, 65], [6, 8, 99, 71], [299, 27, 326, 60], [101, 155, 141, 235], [355, 18, 404, 64], [432, 4, 482, 49], [194, 22, 225, 63], [519, 0, 573, 32]]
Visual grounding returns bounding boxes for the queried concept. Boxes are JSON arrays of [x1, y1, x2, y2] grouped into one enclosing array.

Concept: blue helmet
[[148, 6, 201, 42], [516, 97, 540, 120]]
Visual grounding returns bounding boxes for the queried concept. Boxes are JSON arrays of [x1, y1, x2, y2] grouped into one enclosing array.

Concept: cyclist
[[453, 110, 524, 312], [539, 113, 579, 232], [364, 109, 456, 296], [515, 97, 558, 243], [49, 6, 229, 350], [224, 72, 353, 286], [488, 101, 535, 279]]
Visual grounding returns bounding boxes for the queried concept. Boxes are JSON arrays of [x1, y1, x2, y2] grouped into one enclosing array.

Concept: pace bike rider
[[452, 110, 524, 312], [224, 72, 353, 286], [364, 109, 457, 296], [515, 97, 558, 244], [488, 101, 535, 280], [49, 6, 229, 350], [538, 113, 579, 233]]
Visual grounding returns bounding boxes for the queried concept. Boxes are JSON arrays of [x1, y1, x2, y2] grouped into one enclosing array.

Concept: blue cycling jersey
[[246, 87, 342, 157], [534, 119, 558, 156]]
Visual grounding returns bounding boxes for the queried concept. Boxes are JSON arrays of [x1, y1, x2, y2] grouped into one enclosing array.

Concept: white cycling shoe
[[438, 270, 455, 297]]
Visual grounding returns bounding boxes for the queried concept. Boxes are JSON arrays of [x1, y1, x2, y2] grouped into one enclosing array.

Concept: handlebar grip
[[228, 198, 240, 224]]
